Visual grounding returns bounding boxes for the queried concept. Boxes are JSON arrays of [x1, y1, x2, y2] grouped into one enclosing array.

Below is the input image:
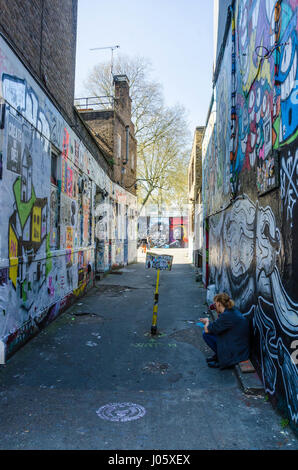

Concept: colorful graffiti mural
[[0, 35, 137, 360], [203, 0, 298, 432], [138, 216, 188, 248], [230, 0, 298, 195], [169, 217, 189, 248], [94, 190, 136, 273], [208, 195, 298, 426]]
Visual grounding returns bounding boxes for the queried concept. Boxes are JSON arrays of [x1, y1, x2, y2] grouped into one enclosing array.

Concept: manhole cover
[[96, 403, 146, 422]]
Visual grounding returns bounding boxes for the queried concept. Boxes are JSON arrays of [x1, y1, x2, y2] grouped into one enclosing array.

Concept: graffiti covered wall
[[138, 216, 188, 248], [0, 35, 137, 360], [203, 0, 298, 432]]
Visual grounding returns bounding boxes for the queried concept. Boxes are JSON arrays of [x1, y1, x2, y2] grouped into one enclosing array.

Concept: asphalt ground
[[0, 248, 297, 451]]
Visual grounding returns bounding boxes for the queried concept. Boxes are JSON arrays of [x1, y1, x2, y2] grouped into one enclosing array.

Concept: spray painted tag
[[145, 252, 173, 271]]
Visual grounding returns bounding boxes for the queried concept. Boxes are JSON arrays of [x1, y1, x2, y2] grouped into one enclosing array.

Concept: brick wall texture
[[188, 126, 205, 201], [80, 78, 137, 196], [0, 0, 77, 120], [0, 0, 113, 177]]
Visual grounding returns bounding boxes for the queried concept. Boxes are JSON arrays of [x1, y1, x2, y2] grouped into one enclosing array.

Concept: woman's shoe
[[206, 355, 218, 363], [207, 360, 220, 368]]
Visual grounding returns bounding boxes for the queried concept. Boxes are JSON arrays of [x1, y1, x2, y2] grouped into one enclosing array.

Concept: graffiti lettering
[[291, 80, 298, 105], [203, 0, 298, 431], [290, 340, 298, 365], [3, 74, 51, 153], [0, 35, 137, 364], [280, 149, 298, 224]]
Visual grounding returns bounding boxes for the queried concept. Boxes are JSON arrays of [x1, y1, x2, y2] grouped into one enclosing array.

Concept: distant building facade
[[188, 127, 204, 267], [203, 0, 298, 433], [0, 0, 137, 362], [75, 75, 138, 274], [76, 75, 137, 194], [138, 207, 188, 249]]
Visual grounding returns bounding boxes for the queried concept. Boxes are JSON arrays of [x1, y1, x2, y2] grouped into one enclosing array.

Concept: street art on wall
[[169, 217, 188, 248], [202, 100, 216, 216], [230, 0, 298, 195], [208, 195, 298, 427], [280, 143, 298, 301], [137, 216, 188, 248], [202, 0, 298, 431], [149, 217, 170, 247], [274, 0, 298, 148], [137, 216, 149, 240], [280, 147, 298, 226], [202, 89, 232, 214], [216, 29, 232, 199], [233, 0, 275, 191], [0, 35, 137, 360], [145, 252, 173, 271]]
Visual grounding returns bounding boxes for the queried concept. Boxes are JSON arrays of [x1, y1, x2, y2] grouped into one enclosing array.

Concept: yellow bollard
[[151, 268, 160, 335]]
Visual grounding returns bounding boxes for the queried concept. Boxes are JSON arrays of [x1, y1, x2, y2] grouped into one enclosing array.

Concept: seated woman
[[199, 293, 250, 369]]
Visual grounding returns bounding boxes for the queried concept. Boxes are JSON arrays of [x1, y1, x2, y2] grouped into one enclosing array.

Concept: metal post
[[151, 268, 160, 335]]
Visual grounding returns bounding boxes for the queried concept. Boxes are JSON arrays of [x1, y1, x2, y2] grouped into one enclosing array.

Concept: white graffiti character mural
[[209, 195, 298, 424]]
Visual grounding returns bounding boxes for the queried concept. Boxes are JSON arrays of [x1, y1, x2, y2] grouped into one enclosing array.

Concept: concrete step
[[238, 359, 256, 373], [234, 364, 265, 396]]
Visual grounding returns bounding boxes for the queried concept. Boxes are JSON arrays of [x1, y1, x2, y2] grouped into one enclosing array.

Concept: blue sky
[[75, 0, 214, 134]]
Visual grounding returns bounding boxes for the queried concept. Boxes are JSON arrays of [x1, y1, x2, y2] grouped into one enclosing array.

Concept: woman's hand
[[199, 317, 210, 333]]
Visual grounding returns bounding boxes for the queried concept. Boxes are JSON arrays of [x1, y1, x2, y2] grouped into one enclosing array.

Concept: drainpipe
[[124, 125, 129, 164]]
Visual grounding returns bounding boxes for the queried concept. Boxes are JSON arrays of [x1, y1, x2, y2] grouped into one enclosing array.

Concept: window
[[50, 146, 61, 250], [50, 185, 60, 250], [131, 150, 135, 170], [51, 148, 59, 186]]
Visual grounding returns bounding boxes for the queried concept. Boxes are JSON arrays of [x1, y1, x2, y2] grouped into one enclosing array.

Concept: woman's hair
[[214, 293, 235, 310]]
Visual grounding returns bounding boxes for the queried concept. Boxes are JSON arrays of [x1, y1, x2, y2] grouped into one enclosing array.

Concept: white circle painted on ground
[[96, 402, 146, 422]]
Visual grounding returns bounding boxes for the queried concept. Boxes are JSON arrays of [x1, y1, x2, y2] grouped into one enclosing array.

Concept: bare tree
[[84, 54, 191, 208], [160, 152, 189, 211]]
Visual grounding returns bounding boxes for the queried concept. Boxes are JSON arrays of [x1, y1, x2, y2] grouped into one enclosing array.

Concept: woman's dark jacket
[[207, 307, 250, 369]]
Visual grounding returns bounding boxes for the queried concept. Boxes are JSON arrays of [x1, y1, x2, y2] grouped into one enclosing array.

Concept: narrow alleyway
[[0, 249, 297, 450]]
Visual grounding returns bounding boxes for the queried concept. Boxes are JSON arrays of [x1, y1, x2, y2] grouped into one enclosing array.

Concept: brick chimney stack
[[77, 73, 137, 195], [113, 74, 132, 121]]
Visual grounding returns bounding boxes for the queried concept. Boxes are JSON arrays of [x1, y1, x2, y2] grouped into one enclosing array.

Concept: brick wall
[[82, 109, 137, 195], [0, 0, 77, 121], [188, 126, 204, 202], [73, 109, 113, 177], [78, 76, 137, 196], [188, 127, 205, 236], [81, 111, 115, 154], [195, 127, 204, 196], [114, 78, 132, 123], [0, 0, 112, 177]]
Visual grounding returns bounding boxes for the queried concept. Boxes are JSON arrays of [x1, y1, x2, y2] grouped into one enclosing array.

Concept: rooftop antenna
[[89, 45, 120, 77]]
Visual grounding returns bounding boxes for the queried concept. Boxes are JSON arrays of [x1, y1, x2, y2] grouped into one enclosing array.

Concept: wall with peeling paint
[[0, 35, 137, 361], [202, 0, 298, 432]]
